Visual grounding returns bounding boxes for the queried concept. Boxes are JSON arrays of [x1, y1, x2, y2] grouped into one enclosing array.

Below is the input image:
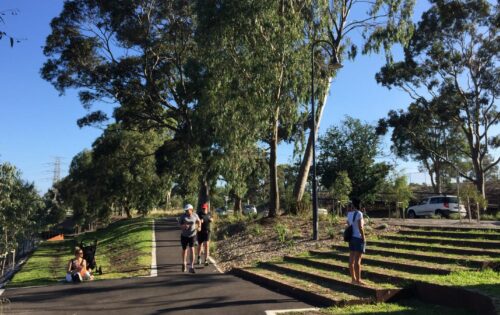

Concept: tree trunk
[[234, 196, 242, 213], [165, 189, 171, 210], [293, 77, 332, 203], [269, 122, 279, 218], [434, 162, 442, 194], [466, 196, 472, 223], [197, 176, 210, 214], [476, 202, 480, 223], [124, 206, 132, 219]]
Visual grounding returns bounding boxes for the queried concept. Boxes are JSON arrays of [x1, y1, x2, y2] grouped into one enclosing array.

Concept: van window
[[445, 197, 458, 204], [420, 199, 428, 205], [430, 197, 442, 204]]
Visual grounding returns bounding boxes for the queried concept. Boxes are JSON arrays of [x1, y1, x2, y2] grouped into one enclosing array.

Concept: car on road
[[216, 207, 233, 216], [318, 208, 328, 216], [406, 195, 466, 218], [243, 204, 257, 215]]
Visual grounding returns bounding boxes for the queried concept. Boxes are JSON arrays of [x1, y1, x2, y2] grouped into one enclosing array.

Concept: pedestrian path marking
[[208, 256, 223, 274], [265, 308, 319, 315], [150, 219, 157, 277]]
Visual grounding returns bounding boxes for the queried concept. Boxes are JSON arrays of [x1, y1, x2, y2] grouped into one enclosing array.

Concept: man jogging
[[179, 204, 201, 273], [197, 203, 214, 266]]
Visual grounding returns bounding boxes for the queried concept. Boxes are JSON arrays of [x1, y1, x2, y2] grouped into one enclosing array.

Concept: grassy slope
[[7, 240, 74, 287], [8, 218, 153, 287], [320, 299, 474, 315], [77, 217, 153, 279], [215, 215, 499, 313]]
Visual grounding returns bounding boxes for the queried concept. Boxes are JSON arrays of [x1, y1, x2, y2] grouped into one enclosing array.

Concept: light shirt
[[347, 210, 363, 239], [179, 213, 200, 238]]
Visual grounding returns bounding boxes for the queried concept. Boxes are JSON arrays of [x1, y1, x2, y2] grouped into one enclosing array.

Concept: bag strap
[[350, 211, 358, 226]]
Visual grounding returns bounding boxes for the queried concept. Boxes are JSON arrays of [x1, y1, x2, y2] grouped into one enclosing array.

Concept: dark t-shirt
[[199, 212, 212, 233]]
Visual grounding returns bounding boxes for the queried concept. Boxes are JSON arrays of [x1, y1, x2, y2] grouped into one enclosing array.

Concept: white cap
[[184, 204, 194, 211]]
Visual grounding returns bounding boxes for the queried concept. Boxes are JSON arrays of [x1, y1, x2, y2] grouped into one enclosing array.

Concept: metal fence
[[0, 238, 37, 282]]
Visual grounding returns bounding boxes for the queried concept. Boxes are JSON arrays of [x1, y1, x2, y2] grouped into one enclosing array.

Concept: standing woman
[[347, 198, 366, 285]]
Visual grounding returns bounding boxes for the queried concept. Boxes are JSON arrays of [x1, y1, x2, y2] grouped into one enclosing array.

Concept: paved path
[[1, 218, 310, 315]]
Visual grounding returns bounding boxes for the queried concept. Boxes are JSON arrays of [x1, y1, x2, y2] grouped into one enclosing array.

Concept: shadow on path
[[2, 217, 310, 315]]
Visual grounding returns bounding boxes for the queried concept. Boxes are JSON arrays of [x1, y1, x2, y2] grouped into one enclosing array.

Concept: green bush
[[326, 226, 336, 239], [449, 213, 461, 220], [275, 223, 288, 243], [327, 215, 341, 225], [480, 214, 496, 221], [249, 224, 263, 236], [318, 213, 329, 221]]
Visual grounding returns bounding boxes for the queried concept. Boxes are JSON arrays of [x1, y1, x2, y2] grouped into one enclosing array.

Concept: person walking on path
[[179, 204, 201, 273], [197, 203, 214, 266], [346, 198, 366, 285]]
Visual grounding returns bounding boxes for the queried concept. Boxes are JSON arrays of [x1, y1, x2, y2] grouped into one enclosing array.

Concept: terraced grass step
[[398, 224, 500, 233], [259, 262, 402, 302], [382, 234, 500, 249], [232, 267, 370, 307], [283, 255, 414, 286], [368, 239, 500, 258], [333, 245, 496, 269], [398, 229, 500, 241], [309, 250, 456, 275]]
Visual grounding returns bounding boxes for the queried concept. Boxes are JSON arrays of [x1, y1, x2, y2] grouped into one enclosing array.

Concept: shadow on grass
[[9, 218, 153, 288]]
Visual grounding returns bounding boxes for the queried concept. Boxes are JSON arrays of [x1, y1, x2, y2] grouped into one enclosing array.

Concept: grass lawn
[[7, 240, 74, 287], [317, 299, 474, 315], [419, 269, 500, 309], [8, 217, 153, 287]]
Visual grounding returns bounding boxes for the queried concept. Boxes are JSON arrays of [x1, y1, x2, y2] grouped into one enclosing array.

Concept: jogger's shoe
[[204, 260, 209, 266], [189, 267, 196, 274], [182, 265, 186, 272], [197, 256, 201, 265]]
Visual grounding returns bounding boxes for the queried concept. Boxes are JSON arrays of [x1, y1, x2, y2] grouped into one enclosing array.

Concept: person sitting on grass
[[66, 247, 94, 283]]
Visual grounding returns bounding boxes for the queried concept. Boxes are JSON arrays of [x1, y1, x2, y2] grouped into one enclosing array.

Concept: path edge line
[[265, 308, 319, 315], [150, 219, 157, 277]]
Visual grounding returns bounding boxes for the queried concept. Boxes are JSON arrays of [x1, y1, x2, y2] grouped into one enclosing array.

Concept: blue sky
[[0, 0, 439, 193]]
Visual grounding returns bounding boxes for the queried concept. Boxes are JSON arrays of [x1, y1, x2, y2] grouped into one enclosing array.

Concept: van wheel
[[408, 210, 416, 218]]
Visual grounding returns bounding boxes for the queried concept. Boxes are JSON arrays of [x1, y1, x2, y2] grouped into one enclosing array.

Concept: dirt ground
[[212, 215, 500, 272], [212, 214, 401, 272]]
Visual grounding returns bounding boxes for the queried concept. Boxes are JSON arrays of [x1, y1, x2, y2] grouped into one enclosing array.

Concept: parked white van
[[407, 195, 466, 218]]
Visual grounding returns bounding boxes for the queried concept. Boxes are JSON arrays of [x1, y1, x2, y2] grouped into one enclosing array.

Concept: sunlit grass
[[319, 299, 474, 315], [8, 218, 153, 286]]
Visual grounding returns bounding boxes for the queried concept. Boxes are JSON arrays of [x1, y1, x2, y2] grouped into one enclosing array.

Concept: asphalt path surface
[[1, 218, 310, 315]]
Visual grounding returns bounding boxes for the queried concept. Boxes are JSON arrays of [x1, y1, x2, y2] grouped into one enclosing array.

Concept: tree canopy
[[318, 117, 390, 201], [377, 0, 500, 199]]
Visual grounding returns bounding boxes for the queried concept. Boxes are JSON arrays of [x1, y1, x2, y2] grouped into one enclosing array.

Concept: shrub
[[318, 213, 329, 221], [480, 214, 496, 221], [326, 226, 336, 239], [249, 224, 263, 236], [449, 213, 461, 220], [275, 223, 288, 243], [327, 215, 341, 225]]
